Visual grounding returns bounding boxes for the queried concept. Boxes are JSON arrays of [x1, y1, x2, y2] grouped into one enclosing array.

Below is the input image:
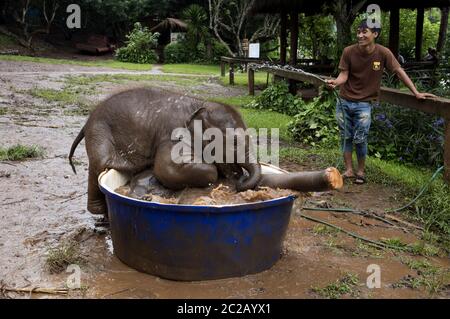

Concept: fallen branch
[[1, 286, 69, 295], [384, 214, 424, 231], [300, 213, 408, 251], [2, 198, 28, 206], [60, 192, 87, 204]]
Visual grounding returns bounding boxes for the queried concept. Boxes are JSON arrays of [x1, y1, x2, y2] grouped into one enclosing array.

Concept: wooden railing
[[246, 65, 450, 183]]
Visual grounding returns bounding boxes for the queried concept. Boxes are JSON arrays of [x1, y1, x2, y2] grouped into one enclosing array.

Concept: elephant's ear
[[185, 107, 208, 129]]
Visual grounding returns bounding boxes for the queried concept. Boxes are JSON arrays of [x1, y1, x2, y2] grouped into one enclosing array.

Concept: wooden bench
[[75, 35, 115, 54]]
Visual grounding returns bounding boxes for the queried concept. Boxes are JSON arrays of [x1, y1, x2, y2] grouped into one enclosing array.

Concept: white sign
[[249, 43, 260, 58], [170, 32, 185, 43]]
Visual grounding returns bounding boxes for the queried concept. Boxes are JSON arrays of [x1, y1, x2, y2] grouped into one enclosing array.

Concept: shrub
[[369, 103, 444, 166], [164, 40, 228, 64], [246, 81, 306, 116], [288, 94, 339, 146], [246, 81, 338, 146], [115, 22, 159, 64], [164, 42, 191, 63], [210, 41, 229, 63]]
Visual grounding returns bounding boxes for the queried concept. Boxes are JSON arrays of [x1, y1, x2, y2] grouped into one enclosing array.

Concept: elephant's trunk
[[235, 161, 261, 192]]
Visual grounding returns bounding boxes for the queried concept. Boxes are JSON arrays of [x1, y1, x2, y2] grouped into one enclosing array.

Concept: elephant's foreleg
[[153, 143, 218, 190], [259, 167, 343, 192]]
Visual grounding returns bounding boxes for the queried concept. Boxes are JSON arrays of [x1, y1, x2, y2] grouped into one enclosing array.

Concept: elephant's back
[[91, 87, 201, 126]]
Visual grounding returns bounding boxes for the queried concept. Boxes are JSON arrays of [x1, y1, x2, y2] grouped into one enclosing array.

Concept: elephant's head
[[186, 102, 261, 191]]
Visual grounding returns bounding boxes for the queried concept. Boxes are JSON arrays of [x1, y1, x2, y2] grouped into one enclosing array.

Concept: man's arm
[[394, 68, 437, 100], [326, 70, 348, 89]]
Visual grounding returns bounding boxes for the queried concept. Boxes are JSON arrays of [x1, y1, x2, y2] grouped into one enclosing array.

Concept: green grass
[[65, 74, 208, 87], [313, 224, 340, 236], [29, 87, 79, 104], [162, 64, 220, 75], [221, 70, 271, 87], [0, 54, 153, 71], [399, 258, 450, 294], [311, 273, 360, 299], [46, 240, 85, 274], [0, 108, 7, 116], [278, 145, 450, 242], [209, 95, 255, 108], [0, 144, 44, 161], [0, 34, 16, 46]]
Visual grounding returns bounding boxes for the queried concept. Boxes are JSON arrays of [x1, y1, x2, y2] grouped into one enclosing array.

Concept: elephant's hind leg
[[87, 166, 107, 216]]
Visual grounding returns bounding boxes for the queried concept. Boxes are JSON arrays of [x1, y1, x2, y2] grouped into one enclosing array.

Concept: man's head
[[357, 19, 381, 46]]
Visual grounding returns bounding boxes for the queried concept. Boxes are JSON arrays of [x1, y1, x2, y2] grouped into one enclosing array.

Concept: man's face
[[357, 28, 378, 46]]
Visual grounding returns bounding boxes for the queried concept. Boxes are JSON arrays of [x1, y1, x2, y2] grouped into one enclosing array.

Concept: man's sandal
[[354, 175, 366, 184], [342, 173, 355, 181]]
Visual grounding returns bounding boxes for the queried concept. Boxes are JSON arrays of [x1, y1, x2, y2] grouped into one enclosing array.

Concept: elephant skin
[[68, 87, 261, 216]]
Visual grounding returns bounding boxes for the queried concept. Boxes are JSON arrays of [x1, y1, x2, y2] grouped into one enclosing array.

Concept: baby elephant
[[69, 87, 342, 217]]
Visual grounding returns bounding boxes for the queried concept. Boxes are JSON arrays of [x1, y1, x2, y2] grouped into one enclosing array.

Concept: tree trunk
[[437, 7, 449, 57], [332, 0, 367, 59], [280, 11, 287, 65], [335, 13, 353, 55]]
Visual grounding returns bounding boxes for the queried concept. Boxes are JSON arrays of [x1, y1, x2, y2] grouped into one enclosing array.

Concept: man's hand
[[415, 92, 437, 100], [326, 79, 338, 89]]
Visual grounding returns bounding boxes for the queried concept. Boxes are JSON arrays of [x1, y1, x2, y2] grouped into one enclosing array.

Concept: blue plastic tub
[[98, 164, 296, 281]]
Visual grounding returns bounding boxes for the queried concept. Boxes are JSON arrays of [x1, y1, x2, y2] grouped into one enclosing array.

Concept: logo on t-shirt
[[373, 61, 381, 71]]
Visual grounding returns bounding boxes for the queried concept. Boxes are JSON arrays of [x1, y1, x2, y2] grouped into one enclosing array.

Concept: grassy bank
[[281, 146, 450, 241], [161, 64, 219, 75], [0, 54, 152, 71]]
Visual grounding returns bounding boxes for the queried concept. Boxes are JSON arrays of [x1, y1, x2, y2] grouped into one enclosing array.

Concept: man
[[327, 19, 436, 184]]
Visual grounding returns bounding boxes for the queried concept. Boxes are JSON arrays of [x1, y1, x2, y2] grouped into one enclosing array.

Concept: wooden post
[[248, 68, 255, 96], [280, 11, 287, 65], [445, 118, 450, 183], [289, 12, 299, 66], [389, 8, 400, 60], [289, 11, 299, 95], [229, 63, 234, 85], [415, 7, 424, 61], [220, 61, 225, 77]]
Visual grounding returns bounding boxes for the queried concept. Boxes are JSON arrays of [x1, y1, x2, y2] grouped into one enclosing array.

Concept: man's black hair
[[358, 19, 381, 38]]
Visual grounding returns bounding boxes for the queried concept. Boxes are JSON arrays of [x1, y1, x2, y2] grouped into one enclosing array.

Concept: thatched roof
[[150, 18, 187, 33], [251, 0, 450, 14]]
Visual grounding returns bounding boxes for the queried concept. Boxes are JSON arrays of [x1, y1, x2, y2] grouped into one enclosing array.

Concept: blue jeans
[[336, 98, 372, 159]]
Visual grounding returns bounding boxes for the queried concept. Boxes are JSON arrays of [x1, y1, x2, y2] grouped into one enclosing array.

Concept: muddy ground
[[0, 59, 449, 299]]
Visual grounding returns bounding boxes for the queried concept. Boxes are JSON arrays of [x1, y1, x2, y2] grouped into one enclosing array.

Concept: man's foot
[[354, 174, 366, 184], [342, 171, 355, 180]]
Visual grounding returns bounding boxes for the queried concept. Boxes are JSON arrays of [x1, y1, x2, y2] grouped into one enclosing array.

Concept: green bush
[[164, 42, 191, 63], [210, 41, 229, 63], [288, 94, 339, 146], [164, 40, 228, 64], [246, 81, 306, 116], [115, 22, 159, 64], [246, 81, 338, 146], [370, 103, 444, 166]]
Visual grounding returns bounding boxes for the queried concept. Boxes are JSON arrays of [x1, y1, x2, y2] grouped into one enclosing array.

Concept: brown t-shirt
[[338, 44, 402, 101]]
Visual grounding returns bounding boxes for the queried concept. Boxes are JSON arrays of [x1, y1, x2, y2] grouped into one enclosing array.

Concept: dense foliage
[[247, 81, 445, 167], [164, 40, 228, 63], [115, 23, 159, 64]]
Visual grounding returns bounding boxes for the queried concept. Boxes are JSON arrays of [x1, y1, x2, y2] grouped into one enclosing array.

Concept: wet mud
[[0, 60, 449, 299]]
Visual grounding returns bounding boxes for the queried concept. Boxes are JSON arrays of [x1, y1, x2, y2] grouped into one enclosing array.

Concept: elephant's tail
[[69, 126, 85, 174]]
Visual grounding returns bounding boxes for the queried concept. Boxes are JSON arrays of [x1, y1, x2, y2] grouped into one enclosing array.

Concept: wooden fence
[[245, 65, 450, 184]]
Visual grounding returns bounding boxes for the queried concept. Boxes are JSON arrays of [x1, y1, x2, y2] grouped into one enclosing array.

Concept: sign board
[[170, 32, 185, 43], [248, 43, 260, 58]]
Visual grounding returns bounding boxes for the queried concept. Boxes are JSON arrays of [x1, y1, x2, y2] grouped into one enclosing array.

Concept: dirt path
[[0, 60, 448, 299]]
